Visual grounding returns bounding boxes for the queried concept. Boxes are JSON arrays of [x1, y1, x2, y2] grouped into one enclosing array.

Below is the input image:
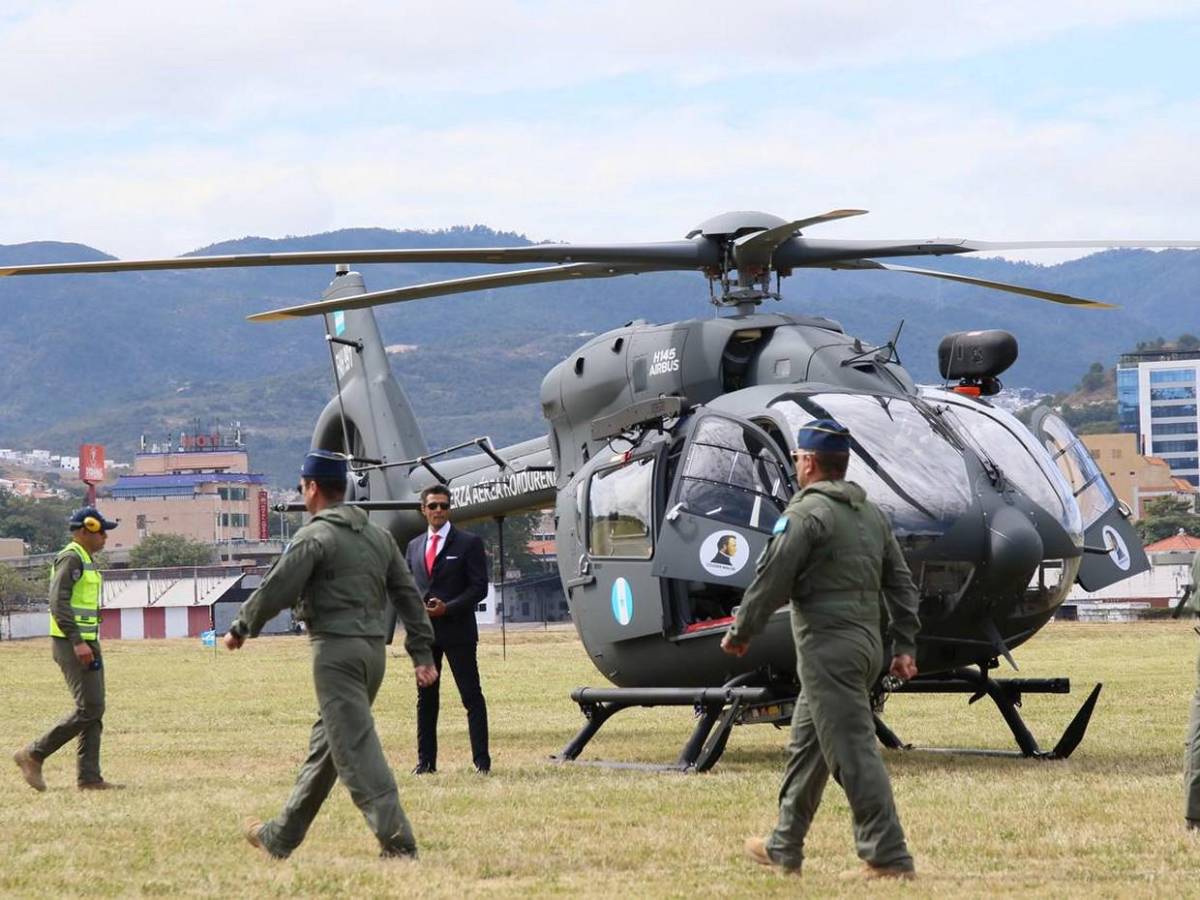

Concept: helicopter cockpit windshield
[[920, 388, 1084, 544], [770, 392, 973, 545]]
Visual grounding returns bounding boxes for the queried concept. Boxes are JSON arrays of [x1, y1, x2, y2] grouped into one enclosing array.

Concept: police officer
[[225, 450, 438, 859], [721, 419, 921, 880], [1185, 548, 1200, 829], [14, 506, 121, 792]]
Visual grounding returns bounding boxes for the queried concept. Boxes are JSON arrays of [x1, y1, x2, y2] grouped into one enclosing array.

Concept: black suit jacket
[[404, 525, 488, 647]]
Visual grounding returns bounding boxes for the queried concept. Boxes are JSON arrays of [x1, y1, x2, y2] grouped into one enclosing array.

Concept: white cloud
[[1, 0, 1194, 132], [1, 1, 1198, 261]]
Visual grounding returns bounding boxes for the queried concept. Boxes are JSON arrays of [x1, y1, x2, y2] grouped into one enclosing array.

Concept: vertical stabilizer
[[309, 268, 429, 535]]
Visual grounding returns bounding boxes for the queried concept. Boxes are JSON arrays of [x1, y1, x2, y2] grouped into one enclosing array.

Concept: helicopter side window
[[1038, 414, 1116, 530], [588, 456, 654, 559], [677, 417, 789, 532]]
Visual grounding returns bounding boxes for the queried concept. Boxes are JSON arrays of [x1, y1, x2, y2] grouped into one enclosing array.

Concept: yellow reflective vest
[[49, 542, 101, 642]]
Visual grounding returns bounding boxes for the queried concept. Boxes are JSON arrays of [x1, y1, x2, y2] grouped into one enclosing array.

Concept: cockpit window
[[678, 416, 790, 532], [924, 389, 1083, 542], [588, 456, 654, 558], [771, 393, 971, 538], [1036, 413, 1116, 531]]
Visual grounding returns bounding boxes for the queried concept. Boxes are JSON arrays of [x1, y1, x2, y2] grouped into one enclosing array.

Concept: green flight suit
[[728, 479, 921, 871], [229, 503, 435, 858], [1184, 552, 1200, 823]]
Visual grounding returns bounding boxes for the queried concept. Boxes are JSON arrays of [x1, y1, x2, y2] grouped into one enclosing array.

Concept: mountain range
[[1, 226, 1196, 486]]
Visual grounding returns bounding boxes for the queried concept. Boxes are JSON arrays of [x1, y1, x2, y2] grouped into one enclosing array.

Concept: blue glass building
[[1116, 350, 1200, 486]]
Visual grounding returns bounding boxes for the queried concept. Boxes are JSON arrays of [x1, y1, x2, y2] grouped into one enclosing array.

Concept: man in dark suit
[[402, 485, 490, 774]]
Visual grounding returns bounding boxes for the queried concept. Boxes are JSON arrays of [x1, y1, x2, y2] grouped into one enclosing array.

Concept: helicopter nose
[[981, 505, 1043, 590]]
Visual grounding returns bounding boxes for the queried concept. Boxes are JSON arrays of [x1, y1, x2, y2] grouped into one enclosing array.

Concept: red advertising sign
[[258, 490, 269, 540], [79, 444, 106, 483]]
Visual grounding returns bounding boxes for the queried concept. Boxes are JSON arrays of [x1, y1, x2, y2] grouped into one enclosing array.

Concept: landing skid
[[553, 677, 777, 773], [874, 667, 1102, 759]]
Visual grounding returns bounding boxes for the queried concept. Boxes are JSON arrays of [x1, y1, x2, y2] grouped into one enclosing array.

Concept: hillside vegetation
[[2, 228, 1197, 484]]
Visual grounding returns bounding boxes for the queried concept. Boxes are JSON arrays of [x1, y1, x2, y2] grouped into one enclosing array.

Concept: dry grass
[[1, 621, 1198, 897]]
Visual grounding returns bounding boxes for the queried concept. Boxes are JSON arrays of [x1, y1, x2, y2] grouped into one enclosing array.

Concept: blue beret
[[796, 418, 851, 453], [300, 449, 348, 481]]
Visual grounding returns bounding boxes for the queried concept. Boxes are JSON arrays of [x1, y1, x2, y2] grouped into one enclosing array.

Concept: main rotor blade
[[735, 209, 868, 272], [779, 237, 1200, 267], [247, 262, 660, 322], [830, 259, 1117, 308], [0, 241, 712, 278]]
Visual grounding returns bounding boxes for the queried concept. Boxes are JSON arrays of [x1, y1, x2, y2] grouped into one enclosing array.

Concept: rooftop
[[1144, 532, 1200, 554]]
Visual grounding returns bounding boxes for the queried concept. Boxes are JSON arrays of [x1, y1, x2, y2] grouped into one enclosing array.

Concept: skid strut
[[875, 667, 1102, 759], [554, 679, 774, 772]]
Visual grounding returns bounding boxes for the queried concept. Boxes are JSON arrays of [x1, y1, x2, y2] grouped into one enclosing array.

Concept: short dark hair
[[811, 451, 849, 480], [420, 484, 451, 505], [303, 477, 347, 501]]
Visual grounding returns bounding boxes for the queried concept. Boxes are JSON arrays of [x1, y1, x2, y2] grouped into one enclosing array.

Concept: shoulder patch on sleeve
[[71, 568, 82, 582], [772, 516, 789, 535]]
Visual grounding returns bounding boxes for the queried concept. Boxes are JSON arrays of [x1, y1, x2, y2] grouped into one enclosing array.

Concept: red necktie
[[425, 533, 440, 576]]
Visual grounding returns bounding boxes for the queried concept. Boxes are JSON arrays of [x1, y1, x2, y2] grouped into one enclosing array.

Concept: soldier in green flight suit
[[721, 419, 921, 881], [1184, 548, 1200, 830], [14, 506, 122, 792], [225, 450, 438, 859]]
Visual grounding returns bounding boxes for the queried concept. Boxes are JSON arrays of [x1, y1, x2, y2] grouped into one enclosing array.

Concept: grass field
[[2, 622, 1199, 897]]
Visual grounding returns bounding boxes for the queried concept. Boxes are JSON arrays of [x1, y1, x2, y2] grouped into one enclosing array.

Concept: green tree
[[0, 491, 80, 554], [474, 511, 547, 580], [1079, 362, 1107, 393], [1135, 496, 1200, 544], [128, 533, 216, 568], [1178, 333, 1200, 351]]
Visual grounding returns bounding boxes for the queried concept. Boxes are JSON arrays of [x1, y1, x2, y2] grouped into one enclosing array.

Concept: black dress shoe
[[411, 763, 436, 775]]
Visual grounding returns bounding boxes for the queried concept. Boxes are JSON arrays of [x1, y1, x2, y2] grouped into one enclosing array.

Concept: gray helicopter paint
[[653, 510, 768, 588], [542, 312, 855, 483], [405, 437, 556, 523], [307, 270, 431, 543], [294, 274, 1141, 688]]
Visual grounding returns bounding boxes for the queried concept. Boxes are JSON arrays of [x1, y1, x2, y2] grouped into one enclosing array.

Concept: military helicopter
[[5, 209, 1195, 769]]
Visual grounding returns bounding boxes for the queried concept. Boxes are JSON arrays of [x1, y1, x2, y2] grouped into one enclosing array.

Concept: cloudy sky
[[2, 1, 1198, 260]]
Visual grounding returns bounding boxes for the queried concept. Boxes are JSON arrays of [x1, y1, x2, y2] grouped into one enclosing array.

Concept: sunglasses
[[424, 502, 451, 511]]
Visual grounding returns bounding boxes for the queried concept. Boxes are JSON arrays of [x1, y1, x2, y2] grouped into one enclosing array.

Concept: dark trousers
[[416, 642, 490, 770], [31, 638, 106, 785], [259, 636, 415, 858]]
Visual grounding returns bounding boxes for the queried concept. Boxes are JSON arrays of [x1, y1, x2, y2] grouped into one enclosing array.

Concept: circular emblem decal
[[1101, 525, 1130, 571], [611, 577, 634, 626], [699, 530, 750, 577]]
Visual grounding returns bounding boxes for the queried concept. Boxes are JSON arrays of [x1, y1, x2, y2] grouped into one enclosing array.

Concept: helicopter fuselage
[[529, 311, 1122, 688]]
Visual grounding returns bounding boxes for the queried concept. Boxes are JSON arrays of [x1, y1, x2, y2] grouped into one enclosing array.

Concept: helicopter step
[[553, 679, 776, 773], [874, 667, 1103, 760]]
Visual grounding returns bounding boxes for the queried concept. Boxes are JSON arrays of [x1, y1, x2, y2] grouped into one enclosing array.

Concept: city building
[[104, 425, 270, 551], [1082, 433, 1198, 519], [1117, 349, 1200, 486]]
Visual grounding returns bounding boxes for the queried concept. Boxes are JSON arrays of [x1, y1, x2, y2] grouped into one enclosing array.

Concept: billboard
[[79, 444, 106, 483]]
